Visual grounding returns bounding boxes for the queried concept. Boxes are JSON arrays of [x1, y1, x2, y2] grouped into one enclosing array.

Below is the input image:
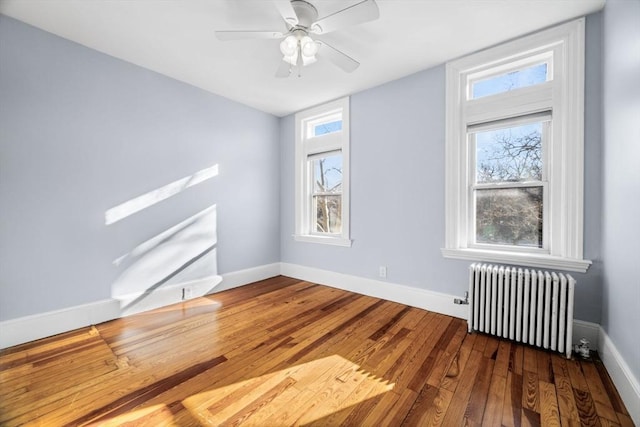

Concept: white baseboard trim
[[119, 262, 283, 315], [280, 263, 601, 349], [212, 263, 281, 294], [0, 262, 281, 350], [572, 319, 600, 351], [0, 299, 120, 349], [598, 327, 640, 425], [279, 263, 640, 424], [280, 263, 469, 319], [117, 275, 223, 317], [3, 260, 637, 424]]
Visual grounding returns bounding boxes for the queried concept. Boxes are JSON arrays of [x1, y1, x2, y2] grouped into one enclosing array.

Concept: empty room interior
[[0, 0, 638, 425]]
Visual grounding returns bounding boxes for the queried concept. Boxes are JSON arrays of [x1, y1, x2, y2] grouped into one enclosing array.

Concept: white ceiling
[[0, 0, 605, 117]]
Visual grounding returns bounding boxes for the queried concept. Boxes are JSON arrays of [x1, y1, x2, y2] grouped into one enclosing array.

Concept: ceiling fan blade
[[316, 41, 360, 73], [310, 0, 379, 35], [215, 30, 284, 41], [275, 60, 292, 78], [275, 0, 299, 26]]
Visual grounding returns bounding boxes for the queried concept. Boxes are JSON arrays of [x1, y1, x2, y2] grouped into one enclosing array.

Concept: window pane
[[313, 154, 342, 193], [314, 195, 342, 233], [475, 122, 543, 183], [472, 63, 548, 99], [314, 120, 342, 136], [475, 187, 543, 248]]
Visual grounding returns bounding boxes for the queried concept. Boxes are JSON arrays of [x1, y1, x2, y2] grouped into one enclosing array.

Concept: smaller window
[[295, 97, 351, 247], [313, 120, 342, 136], [471, 62, 549, 99], [307, 112, 342, 138]]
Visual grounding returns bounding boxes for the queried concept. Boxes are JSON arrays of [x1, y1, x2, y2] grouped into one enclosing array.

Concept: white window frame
[[468, 113, 550, 253], [294, 97, 351, 247], [442, 19, 592, 273]]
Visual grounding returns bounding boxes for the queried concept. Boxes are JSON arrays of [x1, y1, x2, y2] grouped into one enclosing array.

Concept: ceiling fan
[[215, 0, 379, 77]]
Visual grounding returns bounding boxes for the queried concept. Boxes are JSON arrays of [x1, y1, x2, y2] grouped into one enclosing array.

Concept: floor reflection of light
[[95, 354, 393, 426], [105, 164, 219, 225], [98, 403, 168, 426], [183, 354, 394, 425]]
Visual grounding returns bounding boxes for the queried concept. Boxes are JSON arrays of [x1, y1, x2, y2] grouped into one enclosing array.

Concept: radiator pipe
[[454, 291, 469, 305]]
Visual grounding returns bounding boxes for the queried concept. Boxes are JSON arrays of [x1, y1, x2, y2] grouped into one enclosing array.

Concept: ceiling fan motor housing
[[291, 0, 318, 30]]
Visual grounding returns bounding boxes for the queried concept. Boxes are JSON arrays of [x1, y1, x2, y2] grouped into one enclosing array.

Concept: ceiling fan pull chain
[[297, 43, 303, 77]]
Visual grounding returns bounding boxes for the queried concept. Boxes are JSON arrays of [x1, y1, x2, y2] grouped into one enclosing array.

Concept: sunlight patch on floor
[[182, 354, 394, 426], [92, 354, 394, 426], [96, 403, 171, 426]]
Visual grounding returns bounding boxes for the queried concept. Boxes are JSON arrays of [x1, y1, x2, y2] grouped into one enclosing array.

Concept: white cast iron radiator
[[468, 263, 576, 358]]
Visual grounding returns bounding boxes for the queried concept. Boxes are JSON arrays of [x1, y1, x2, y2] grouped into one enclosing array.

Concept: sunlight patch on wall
[[111, 204, 218, 299], [105, 164, 219, 225], [113, 204, 217, 267]]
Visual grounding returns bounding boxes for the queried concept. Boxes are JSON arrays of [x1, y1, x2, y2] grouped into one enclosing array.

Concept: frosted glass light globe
[[279, 35, 298, 57], [300, 36, 318, 57]]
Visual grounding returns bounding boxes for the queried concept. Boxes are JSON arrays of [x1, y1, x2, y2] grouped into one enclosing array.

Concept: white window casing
[[442, 19, 592, 273], [294, 97, 351, 247]]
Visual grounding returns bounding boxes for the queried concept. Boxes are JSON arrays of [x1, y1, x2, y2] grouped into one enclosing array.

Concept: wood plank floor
[[0, 276, 634, 426]]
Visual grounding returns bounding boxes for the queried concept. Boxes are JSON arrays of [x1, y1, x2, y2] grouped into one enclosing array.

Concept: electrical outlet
[[379, 266, 387, 278], [183, 286, 193, 300]]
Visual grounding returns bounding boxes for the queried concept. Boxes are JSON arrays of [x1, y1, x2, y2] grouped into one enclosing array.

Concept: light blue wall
[[0, 10, 619, 332], [281, 66, 469, 292], [601, 0, 640, 385], [0, 16, 280, 321], [280, 14, 604, 323]]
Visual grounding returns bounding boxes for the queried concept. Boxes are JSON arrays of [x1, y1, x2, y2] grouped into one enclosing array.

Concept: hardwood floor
[[0, 276, 633, 426]]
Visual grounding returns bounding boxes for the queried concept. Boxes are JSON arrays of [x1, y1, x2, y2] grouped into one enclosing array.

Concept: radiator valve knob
[[575, 338, 590, 359]]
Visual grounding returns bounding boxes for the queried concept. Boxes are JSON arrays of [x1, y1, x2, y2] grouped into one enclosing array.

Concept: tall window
[[295, 97, 351, 246], [471, 116, 548, 250], [442, 19, 591, 272]]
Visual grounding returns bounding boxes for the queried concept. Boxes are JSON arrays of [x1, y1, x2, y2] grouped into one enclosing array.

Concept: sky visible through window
[[314, 120, 342, 136], [472, 63, 548, 99], [475, 122, 543, 183], [313, 154, 342, 193]]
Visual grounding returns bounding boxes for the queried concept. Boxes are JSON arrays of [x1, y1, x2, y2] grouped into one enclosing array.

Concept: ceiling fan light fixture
[[283, 52, 298, 66], [217, 0, 379, 76], [300, 36, 318, 58], [302, 54, 317, 66], [279, 35, 298, 56]]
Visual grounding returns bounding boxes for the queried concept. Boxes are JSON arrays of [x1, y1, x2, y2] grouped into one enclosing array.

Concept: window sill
[[441, 248, 591, 273], [294, 234, 352, 247]]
